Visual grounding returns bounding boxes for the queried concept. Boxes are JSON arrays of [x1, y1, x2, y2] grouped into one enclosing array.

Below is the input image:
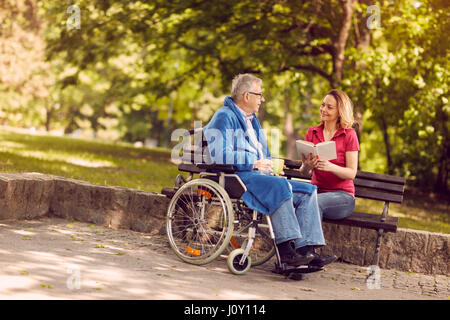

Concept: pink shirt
[[305, 124, 360, 195]]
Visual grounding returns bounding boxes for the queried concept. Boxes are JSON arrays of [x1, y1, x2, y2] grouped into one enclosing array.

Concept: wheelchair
[[161, 128, 323, 279]]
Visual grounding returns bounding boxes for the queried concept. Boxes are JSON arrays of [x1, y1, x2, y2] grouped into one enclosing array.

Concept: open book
[[296, 140, 337, 161]]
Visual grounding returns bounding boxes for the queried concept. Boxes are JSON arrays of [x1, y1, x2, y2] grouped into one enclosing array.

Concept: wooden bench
[[282, 159, 405, 266]]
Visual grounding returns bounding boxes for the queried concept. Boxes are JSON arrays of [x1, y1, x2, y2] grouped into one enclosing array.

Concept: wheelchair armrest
[[196, 163, 237, 173]]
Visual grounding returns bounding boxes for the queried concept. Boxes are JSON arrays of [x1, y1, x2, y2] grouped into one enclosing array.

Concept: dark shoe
[[296, 245, 337, 267], [277, 240, 314, 267], [308, 252, 337, 267]]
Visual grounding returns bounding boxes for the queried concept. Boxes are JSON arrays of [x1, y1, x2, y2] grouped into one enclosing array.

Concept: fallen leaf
[[299, 287, 316, 292], [157, 273, 170, 278]]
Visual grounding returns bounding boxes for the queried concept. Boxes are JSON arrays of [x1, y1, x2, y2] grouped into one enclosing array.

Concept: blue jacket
[[204, 96, 316, 215]]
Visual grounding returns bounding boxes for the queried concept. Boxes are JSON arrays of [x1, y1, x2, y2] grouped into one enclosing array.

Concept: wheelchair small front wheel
[[227, 249, 251, 275]]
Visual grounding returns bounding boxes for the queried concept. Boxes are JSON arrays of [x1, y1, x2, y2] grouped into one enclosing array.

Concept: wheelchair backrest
[[178, 127, 246, 199]]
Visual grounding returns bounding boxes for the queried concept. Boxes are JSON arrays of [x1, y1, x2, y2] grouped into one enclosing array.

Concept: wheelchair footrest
[[272, 263, 324, 280]]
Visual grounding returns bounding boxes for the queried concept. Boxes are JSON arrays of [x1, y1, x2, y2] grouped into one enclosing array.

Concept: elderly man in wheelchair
[[163, 73, 336, 279]]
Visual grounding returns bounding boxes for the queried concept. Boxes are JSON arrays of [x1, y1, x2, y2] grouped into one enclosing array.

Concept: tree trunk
[[283, 92, 297, 159], [350, 0, 372, 171], [45, 104, 53, 132], [331, 0, 356, 87], [354, 0, 372, 52], [379, 115, 393, 175], [435, 102, 449, 194]]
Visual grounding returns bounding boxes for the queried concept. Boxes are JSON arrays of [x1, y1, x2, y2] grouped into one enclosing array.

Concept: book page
[[316, 141, 337, 160], [296, 140, 316, 159]]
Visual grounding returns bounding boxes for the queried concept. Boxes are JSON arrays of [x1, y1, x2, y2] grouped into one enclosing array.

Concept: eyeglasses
[[248, 92, 264, 99]]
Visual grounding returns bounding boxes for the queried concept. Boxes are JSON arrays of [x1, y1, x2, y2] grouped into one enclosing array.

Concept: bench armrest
[[282, 158, 302, 169]]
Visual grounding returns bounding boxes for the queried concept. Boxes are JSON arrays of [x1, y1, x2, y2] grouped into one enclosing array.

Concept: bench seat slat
[[323, 212, 398, 232]]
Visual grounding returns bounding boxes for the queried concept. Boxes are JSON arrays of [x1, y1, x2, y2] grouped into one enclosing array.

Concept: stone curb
[[319, 224, 449, 276], [0, 173, 448, 276], [0, 173, 169, 235]]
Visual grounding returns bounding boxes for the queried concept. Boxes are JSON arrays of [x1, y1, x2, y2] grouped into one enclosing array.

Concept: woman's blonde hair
[[325, 89, 354, 129]]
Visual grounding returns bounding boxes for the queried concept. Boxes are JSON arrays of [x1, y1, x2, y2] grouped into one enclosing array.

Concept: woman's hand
[[315, 158, 336, 172], [315, 151, 358, 180]]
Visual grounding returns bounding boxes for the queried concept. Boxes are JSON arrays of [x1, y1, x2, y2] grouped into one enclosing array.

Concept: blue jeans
[[317, 190, 355, 220], [270, 190, 326, 248]]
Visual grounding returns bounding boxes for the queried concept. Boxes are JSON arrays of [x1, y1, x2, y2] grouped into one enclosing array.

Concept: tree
[[0, 0, 49, 127]]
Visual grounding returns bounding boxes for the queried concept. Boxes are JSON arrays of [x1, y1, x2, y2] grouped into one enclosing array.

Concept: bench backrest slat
[[324, 212, 398, 232], [354, 188, 403, 203], [356, 170, 406, 185], [282, 168, 405, 203], [354, 178, 405, 193]]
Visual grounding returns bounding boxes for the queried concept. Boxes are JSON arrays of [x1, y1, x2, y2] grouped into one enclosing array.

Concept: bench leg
[[372, 202, 389, 266], [372, 228, 384, 266]]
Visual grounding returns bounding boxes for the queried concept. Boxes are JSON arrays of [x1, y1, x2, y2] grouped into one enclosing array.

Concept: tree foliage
[[0, 0, 448, 193]]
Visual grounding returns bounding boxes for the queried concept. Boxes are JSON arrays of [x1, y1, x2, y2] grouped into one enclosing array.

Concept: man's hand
[[253, 159, 273, 174]]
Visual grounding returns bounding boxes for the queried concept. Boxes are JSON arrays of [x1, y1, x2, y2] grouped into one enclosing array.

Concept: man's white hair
[[231, 74, 262, 102]]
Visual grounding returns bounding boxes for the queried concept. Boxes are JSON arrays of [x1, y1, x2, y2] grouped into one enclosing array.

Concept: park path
[[0, 217, 448, 300]]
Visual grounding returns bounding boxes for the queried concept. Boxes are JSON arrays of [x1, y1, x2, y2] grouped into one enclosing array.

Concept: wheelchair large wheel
[[167, 179, 234, 265], [228, 214, 275, 266]]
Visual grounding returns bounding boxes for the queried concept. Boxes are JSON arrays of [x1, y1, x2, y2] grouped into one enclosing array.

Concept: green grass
[[1, 126, 448, 234], [0, 127, 179, 193], [355, 194, 450, 234]]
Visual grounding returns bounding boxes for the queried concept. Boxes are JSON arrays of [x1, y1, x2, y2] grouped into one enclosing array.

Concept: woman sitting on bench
[[299, 89, 360, 220]]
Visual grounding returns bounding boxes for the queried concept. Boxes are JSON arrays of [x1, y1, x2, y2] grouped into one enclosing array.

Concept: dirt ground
[[0, 217, 448, 300]]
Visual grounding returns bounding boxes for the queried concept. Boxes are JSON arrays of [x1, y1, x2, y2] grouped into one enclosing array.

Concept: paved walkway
[[0, 217, 448, 300]]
